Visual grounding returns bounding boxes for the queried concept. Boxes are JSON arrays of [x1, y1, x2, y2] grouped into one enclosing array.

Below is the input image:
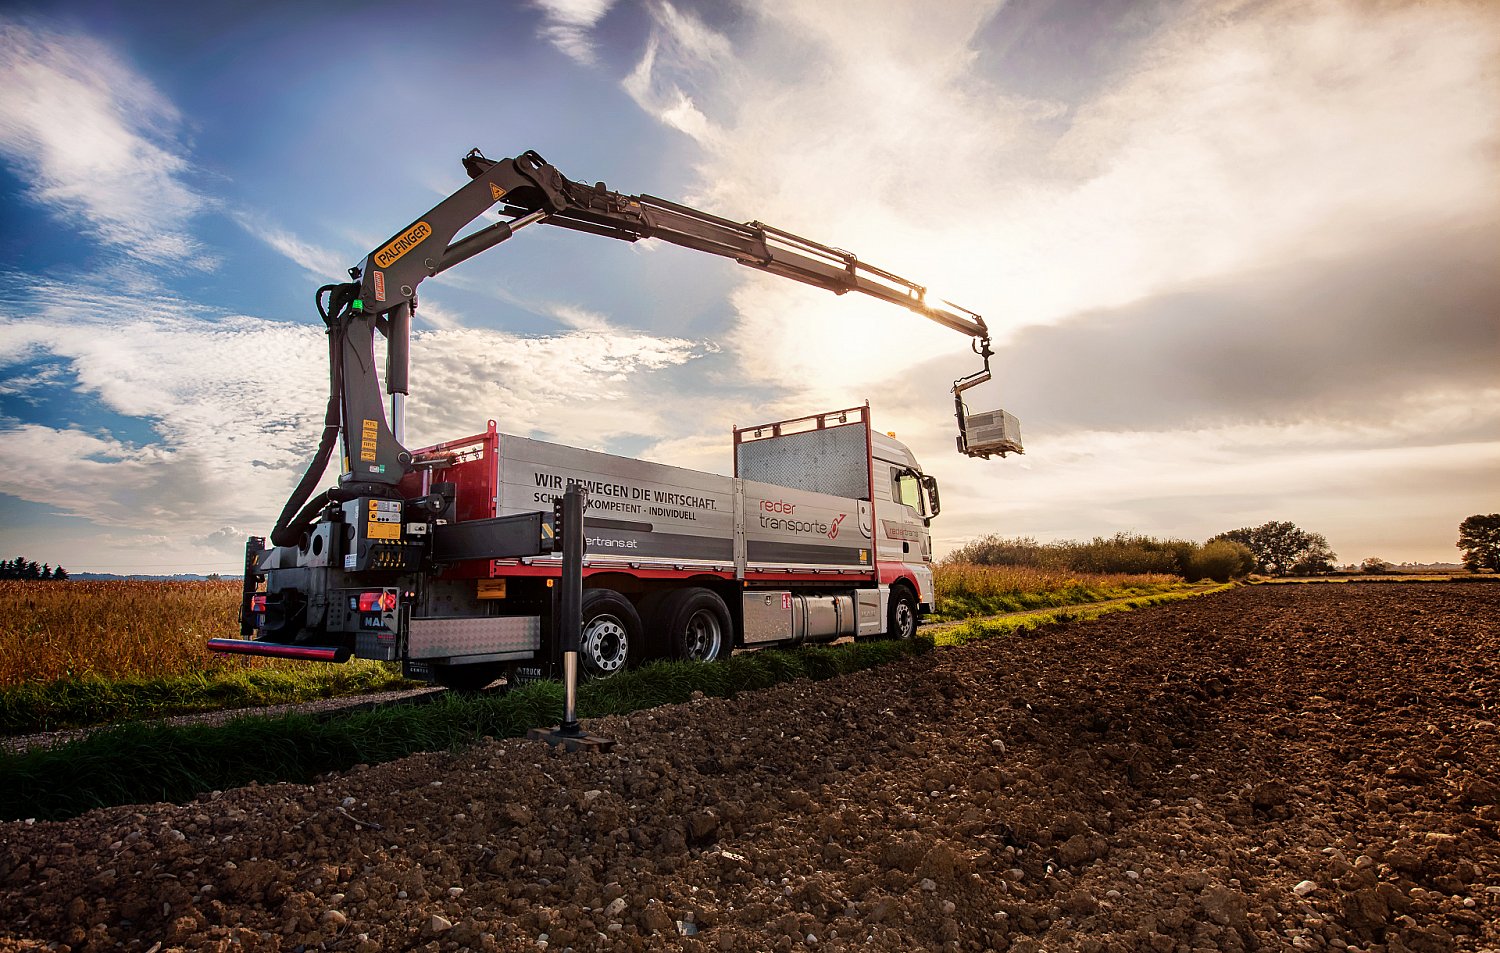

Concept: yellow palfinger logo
[[373, 221, 432, 269]]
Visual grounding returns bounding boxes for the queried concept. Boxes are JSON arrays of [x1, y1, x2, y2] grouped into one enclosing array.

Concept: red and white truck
[[212, 149, 1019, 688]]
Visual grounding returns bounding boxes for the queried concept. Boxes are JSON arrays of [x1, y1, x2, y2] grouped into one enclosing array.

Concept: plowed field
[[3, 583, 1498, 952]]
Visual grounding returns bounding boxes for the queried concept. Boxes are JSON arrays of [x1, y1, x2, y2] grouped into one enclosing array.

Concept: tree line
[[946, 521, 1326, 582], [0, 557, 70, 581], [948, 514, 1500, 580]]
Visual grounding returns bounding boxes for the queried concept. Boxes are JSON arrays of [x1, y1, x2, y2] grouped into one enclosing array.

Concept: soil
[[2, 583, 1497, 953]]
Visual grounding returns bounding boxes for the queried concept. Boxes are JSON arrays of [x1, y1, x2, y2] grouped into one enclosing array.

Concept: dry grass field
[[2, 569, 1191, 687], [932, 562, 1183, 619], [0, 580, 250, 686]]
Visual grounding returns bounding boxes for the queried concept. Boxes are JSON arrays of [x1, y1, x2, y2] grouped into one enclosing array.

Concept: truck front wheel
[[887, 584, 918, 640], [578, 589, 638, 679]]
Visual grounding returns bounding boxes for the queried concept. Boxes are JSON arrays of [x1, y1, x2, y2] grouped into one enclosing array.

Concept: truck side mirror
[[922, 474, 941, 519]]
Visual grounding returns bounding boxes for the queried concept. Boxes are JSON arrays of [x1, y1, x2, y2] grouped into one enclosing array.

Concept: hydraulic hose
[[269, 283, 359, 548]]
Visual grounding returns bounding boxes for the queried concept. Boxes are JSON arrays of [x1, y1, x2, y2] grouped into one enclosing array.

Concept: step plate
[[407, 616, 542, 660]]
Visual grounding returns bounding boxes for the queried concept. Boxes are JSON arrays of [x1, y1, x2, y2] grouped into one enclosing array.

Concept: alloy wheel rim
[[583, 615, 628, 672], [896, 601, 915, 638], [683, 609, 722, 660]]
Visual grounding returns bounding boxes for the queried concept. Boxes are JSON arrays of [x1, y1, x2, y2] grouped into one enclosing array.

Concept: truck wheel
[[887, 585, 918, 640], [658, 587, 730, 663], [578, 589, 638, 679], [433, 661, 506, 693]]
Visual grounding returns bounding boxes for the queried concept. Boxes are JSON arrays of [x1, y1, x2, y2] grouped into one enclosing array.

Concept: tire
[[578, 589, 639, 679], [653, 587, 731, 663], [432, 661, 506, 693], [887, 584, 918, 640]]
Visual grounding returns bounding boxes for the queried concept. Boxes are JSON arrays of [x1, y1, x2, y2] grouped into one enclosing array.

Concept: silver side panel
[[496, 433, 873, 572], [407, 616, 541, 660], [356, 631, 398, 662], [742, 591, 794, 644], [741, 591, 858, 644], [857, 587, 884, 637], [735, 423, 869, 498]]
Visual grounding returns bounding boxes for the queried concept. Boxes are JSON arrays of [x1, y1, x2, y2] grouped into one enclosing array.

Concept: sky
[[0, 0, 1495, 575]]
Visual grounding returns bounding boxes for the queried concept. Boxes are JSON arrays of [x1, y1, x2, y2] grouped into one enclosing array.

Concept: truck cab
[[871, 431, 938, 610]]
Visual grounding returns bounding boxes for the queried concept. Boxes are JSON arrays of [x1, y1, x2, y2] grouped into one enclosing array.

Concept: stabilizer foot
[[527, 726, 616, 753]]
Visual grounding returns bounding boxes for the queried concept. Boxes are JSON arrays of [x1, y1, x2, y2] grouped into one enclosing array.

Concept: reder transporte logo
[[759, 499, 847, 540]]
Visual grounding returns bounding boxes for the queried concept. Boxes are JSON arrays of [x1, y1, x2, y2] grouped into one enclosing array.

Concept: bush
[[1185, 539, 1256, 583]]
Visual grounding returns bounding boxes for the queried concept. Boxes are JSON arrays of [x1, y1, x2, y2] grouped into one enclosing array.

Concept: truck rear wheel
[[579, 589, 638, 679], [887, 584, 918, 640], [655, 587, 730, 663]]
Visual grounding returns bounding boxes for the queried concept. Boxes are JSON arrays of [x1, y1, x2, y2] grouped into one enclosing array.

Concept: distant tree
[[1361, 557, 1391, 574], [1211, 521, 1337, 576], [1290, 541, 1337, 576], [1457, 514, 1500, 573], [0, 556, 69, 581]]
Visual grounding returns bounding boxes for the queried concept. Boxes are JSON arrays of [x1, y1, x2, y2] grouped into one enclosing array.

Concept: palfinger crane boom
[[273, 149, 1019, 549]]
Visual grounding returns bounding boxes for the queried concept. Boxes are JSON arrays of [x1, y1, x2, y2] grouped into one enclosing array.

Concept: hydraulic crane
[[272, 148, 1021, 551]]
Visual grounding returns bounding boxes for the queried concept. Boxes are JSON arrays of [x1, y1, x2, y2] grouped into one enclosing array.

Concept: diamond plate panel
[[408, 616, 541, 660], [735, 425, 868, 498]]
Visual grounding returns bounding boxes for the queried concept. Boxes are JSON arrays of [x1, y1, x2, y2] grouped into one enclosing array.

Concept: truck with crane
[[209, 149, 1021, 689]]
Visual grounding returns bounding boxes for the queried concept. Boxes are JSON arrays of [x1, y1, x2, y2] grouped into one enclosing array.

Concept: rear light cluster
[[359, 591, 398, 612]]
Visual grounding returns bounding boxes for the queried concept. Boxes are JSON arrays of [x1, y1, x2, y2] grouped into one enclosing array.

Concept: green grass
[[929, 579, 1199, 621], [0, 636, 931, 821], [931, 583, 1236, 647], [0, 661, 415, 735]]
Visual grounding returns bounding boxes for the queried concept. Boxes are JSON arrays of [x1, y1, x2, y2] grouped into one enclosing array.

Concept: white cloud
[[0, 18, 210, 266], [612, 0, 1500, 562], [621, 4, 731, 147], [404, 325, 705, 450], [233, 213, 350, 282], [547, 303, 614, 331], [532, 0, 618, 65], [932, 409, 1500, 565], [0, 276, 709, 550], [623, 0, 1500, 402]]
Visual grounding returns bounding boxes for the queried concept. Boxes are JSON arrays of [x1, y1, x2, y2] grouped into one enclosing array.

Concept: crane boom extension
[[359, 149, 989, 341], [271, 149, 1014, 548]]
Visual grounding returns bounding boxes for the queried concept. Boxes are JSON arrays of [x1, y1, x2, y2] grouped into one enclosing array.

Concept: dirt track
[[3, 583, 1498, 952]]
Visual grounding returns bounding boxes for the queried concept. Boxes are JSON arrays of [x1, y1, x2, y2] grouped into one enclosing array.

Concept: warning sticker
[[366, 520, 401, 541], [490, 182, 506, 201], [360, 419, 379, 462]]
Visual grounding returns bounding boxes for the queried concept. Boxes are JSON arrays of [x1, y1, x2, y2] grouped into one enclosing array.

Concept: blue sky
[[1, 0, 1496, 574]]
